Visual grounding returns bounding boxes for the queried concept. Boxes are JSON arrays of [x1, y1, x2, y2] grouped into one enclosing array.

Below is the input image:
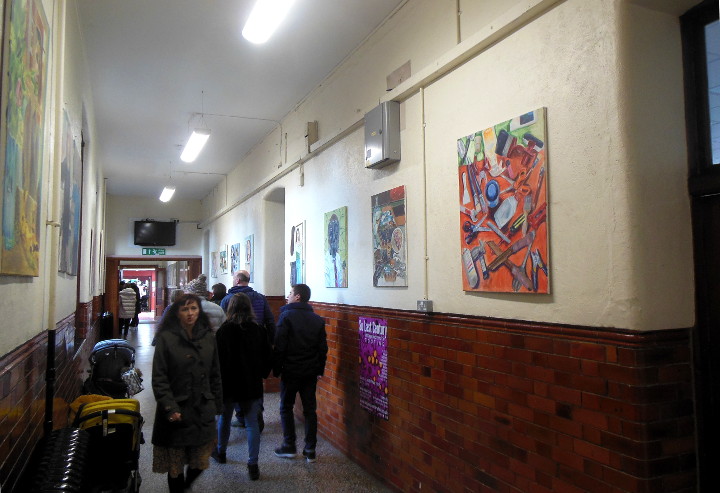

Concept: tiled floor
[[127, 320, 393, 492]]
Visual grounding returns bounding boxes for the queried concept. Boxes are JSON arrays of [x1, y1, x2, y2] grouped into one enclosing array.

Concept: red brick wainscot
[[308, 303, 695, 493]]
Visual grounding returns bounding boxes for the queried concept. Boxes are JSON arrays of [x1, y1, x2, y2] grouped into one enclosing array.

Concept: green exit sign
[[142, 248, 166, 255]]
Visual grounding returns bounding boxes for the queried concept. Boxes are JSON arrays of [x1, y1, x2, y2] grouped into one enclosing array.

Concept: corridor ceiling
[[76, 0, 405, 201]]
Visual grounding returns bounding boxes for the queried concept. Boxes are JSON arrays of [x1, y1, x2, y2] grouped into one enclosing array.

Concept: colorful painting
[[457, 108, 549, 293], [371, 186, 407, 287], [244, 234, 254, 282], [58, 110, 81, 275], [0, 0, 50, 276], [210, 251, 219, 278], [359, 317, 388, 420], [219, 245, 228, 274], [290, 222, 305, 284], [230, 242, 241, 274], [324, 206, 347, 288]]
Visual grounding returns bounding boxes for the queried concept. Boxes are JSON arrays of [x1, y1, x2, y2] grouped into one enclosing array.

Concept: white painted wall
[[105, 195, 203, 256], [197, 0, 695, 331]]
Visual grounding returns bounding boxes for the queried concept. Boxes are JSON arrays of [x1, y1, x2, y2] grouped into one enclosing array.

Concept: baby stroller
[[83, 339, 143, 398], [72, 397, 143, 492]]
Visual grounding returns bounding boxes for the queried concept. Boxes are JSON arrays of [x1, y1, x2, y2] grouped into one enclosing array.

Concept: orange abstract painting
[[457, 108, 549, 293]]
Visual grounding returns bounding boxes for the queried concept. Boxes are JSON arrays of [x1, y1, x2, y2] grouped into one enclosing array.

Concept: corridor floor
[[125, 320, 393, 492]]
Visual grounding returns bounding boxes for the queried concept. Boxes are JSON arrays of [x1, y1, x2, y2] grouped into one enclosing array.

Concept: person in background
[[128, 282, 141, 328], [220, 270, 276, 429], [210, 283, 227, 306], [118, 282, 136, 338], [186, 274, 226, 332], [161, 289, 185, 320], [273, 284, 327, 463], [151, 293, 222, 493], [212, 293, 272, 481]]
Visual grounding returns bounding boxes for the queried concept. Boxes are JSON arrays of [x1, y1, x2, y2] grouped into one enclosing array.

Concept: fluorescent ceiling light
[[159, 186, 176, 202], [180, 128, 211, 163], [242, 0, 296, 44]]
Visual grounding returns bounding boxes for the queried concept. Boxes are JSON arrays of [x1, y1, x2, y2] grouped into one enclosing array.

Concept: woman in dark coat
[[151, 293, 222, 493], [213, 293, 272, 480]]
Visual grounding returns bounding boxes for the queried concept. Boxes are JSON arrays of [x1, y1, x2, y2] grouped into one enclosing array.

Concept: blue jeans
[[279, 376, 318, 451], [217, 399, 262, 465]]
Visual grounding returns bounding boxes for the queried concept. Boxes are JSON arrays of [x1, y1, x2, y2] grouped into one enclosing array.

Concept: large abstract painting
[[457, 108, 549, 293], [58, 110, 81, 275], [371, 186, 407, 287], [0, 0, 50, 276], [324, 206, 347, 288]]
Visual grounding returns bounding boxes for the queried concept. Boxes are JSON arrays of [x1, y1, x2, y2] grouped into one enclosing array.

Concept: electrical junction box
[[364, 101, 401, 169]]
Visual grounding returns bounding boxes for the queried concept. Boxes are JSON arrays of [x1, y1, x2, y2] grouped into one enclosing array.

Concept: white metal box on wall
[[364, 101, 401, 169]]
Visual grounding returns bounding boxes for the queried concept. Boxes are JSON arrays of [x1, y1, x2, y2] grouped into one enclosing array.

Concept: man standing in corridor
[[273, 283, 327, 463]]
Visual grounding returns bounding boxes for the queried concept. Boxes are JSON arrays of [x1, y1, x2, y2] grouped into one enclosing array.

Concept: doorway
[[105, 255, 202, 337], [681, 1, 719, 491]]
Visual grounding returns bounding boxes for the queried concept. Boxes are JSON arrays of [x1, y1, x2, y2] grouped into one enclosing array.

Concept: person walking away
[[210, 283, 227, 306], [128, 282, 141, 328], [186, 274, 226, 332], [118, 282, 136, 338], [220, 270, 276, 428], [151, 293, 222, 493], [212, 293, 272, 480], [273, 283, 327, 463]]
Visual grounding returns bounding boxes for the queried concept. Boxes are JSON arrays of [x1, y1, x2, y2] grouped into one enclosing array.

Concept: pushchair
[[83, 339, 143, 398], [71, 397, 143, 492]]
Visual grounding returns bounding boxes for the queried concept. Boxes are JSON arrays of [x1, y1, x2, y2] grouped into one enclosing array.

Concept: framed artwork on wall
[[210, 251, 219, 278], [0, 0, 50, 276], [371, 186, 407, 287], [58, 110, 81, 276], [289, 221, 305, 284], [219, 244, 228, 274], [244, 234, 254, 282], [324, 206, 348, 288], [230, 242, 241, 274], [457, 107, 549, 293]]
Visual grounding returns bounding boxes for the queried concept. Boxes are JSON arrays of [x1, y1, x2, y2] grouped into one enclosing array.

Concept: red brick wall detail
[[310, 304, 695, 493]]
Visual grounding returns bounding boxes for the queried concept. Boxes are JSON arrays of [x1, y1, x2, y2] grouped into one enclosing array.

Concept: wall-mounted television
[[133, 220, 177, 246]]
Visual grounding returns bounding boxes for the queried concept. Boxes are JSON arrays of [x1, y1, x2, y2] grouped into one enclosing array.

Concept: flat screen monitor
[[133, 220, 176, 246]]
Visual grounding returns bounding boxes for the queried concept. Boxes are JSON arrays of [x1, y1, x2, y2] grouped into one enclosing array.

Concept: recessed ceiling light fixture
[[242, 0, 296, 44], [180, 128, 211, 163], [159, 186, 176, 202]]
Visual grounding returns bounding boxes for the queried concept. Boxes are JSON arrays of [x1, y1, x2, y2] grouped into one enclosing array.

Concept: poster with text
[[324, 206, 348, 288], [371, 186, 407, 287], [359, 316, 388, 420], [457, 107, 549, 293]]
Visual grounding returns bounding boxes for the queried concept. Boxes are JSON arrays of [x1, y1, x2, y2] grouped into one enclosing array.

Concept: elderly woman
[[151, 293, 222, 492]]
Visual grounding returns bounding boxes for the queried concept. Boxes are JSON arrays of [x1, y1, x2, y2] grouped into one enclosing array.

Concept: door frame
[[105, 255, 201, 337]]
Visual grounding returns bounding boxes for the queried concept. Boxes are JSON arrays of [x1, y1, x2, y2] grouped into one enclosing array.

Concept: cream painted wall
[[0, 0, 107, 356], [105, 195, 203, 256], [199, 0, 695, 331]]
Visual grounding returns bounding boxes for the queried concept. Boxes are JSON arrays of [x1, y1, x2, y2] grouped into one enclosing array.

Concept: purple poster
[[359, 317, 389, 420]]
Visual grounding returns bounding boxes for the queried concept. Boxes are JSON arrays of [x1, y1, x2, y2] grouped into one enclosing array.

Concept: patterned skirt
[[152, 440, 215, 477]]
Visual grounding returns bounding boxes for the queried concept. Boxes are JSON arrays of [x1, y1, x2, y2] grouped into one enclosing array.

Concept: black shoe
[[184, 468, 203, 488], [248, 464, 260, 481], [302, 449, 317, 463], [211, 448, 226, 464], [274, 444, 297, 458]]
